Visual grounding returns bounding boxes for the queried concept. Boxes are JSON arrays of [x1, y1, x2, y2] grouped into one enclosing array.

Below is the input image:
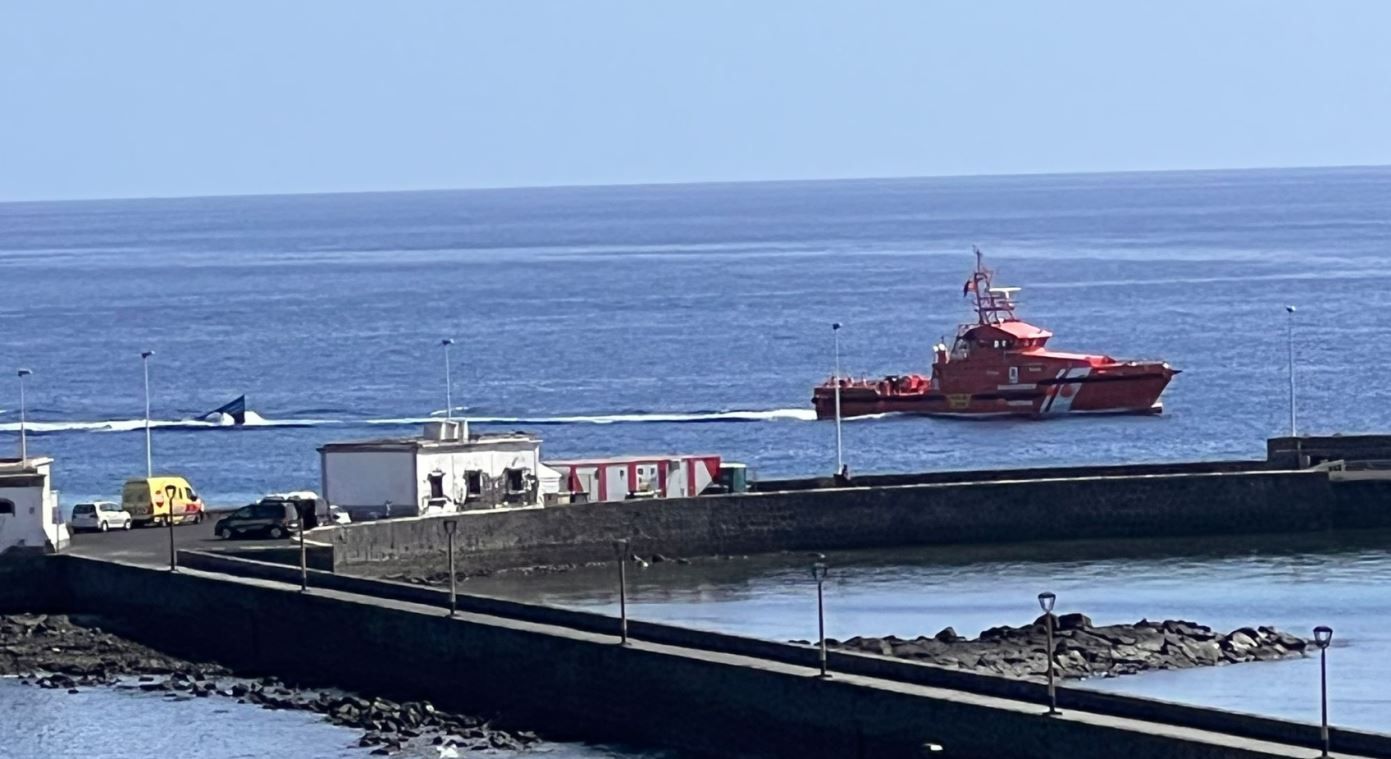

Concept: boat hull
[[812, 365, 1176, 420]]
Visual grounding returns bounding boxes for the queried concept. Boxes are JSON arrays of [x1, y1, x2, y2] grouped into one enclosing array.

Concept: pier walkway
[[49, 550, 1391, 759]]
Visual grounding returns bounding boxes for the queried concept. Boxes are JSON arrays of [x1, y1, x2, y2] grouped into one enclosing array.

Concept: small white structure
[[547, 454, 722, 503], [319, 421, 559, 520], [0, 457, 70, 554]]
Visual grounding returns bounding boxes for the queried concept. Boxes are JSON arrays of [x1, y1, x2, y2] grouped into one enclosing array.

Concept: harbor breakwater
[[7, 553, 1391, 758], [321, 468, 1391, 578]]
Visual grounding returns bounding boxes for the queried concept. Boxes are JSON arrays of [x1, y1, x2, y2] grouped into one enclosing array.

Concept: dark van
[[214, 500, 299, 540]]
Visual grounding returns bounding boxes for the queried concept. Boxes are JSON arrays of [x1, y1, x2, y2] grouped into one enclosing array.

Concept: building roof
[[319, 431, 539, 454], [0, 457, 52, 487], [0, 457, 52, 473], [974, 321, 1053, 340]]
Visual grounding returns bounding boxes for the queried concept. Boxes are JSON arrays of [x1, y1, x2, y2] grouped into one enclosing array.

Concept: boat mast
[[968, 247, 1017, 325]]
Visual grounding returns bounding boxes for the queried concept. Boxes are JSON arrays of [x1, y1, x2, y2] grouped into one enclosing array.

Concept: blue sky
[[2, 1, 1389, 201]]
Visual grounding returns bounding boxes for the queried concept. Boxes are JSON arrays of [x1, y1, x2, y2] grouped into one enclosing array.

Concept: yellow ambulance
[[121, 476, 206, 527]]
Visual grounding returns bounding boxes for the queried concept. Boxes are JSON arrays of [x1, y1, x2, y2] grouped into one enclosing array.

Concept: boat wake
[[0, 408, 817, 434], [372, 408, 819, 426]]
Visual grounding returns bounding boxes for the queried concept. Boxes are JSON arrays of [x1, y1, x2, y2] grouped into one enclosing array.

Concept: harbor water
[[4, 166, 1391, 506], [0, 677, 659, 759]]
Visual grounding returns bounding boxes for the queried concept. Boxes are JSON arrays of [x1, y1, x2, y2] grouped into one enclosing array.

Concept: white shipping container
[[547, 455, 721, 503]]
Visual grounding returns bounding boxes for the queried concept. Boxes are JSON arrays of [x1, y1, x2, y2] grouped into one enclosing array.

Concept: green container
[[719, 463, 749, 494]]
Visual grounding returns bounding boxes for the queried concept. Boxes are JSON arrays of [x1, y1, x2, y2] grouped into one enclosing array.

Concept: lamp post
[[614, 539, 630, 645], [1285, 306, 1297, 438], [139, 351, 177, 571], [140, 350, 154, 477], [16, 369, 31, 465], [441, 338, 455, 422], [297, 504, 308, 592], [1037, 591, 1058, 715], [812, 561, 830, 678], [831, 323, 843, 475], [444, 519, 459, 617], [1314, 625, 1333, 758]]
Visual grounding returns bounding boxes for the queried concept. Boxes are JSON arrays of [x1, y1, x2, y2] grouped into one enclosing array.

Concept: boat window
[[466, 470, 483, 495], [504, 468, 525, 492], [0, 499, 13, 515]]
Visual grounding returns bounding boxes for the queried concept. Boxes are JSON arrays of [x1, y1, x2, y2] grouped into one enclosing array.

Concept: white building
[[0, 457, 71, 554], [319, 421, 561, 520]]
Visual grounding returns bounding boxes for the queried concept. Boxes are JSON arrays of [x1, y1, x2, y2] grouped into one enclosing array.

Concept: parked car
[[214, 500, 299, 540], [256, 491, 350, 528], [70, 502, 132, 533]]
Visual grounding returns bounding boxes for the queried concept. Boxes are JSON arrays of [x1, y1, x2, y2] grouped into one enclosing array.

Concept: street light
[[831, 323, 844, 476], [614, 539, 630, 645], [444, 520, 459, 616], [16, 369, 32, 465], [140, 351, 154, 478], [812, 561, 830, 678], [297, 504, 308, 593], [1037, 591, 1058, 715], [1314, 625, 1333, 758], [138, 351, 177, 571], [441, 338, 455, 423], [1285, 306, 1297, 438]]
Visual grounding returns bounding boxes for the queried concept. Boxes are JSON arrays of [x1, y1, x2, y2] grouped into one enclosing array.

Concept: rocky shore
[[0, 614, 539, 755], [813, 615, 1309, 680]]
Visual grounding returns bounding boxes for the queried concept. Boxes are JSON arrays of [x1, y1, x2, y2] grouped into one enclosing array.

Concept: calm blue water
[[3, 166, 1390, 506], [0, 678, 655, 758]]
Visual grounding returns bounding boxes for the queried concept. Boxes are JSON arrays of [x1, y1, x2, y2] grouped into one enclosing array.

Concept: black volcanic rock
[[821, 617, 1308, 680]]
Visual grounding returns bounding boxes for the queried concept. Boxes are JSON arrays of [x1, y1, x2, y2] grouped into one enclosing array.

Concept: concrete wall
[[1330, 479, 1391, 530], [0, 554, 66, 614], [322, 448, 417, 516], [175, 549, 1391, 759], [330, 470, 1333, 576], [753, 460, 1269, 492], [1269, 435, 1391, 468], [63, 554, 1391, 759]]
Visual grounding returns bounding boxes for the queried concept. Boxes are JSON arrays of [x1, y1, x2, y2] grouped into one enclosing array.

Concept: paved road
[[67, 512, 291, 566]]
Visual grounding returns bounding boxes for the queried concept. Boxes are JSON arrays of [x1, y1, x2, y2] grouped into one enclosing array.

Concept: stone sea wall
[[61, 554, 1390, 759], [331, 469, 1334, 576]]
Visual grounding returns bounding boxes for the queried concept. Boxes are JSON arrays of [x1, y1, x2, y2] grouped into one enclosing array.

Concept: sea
[[0, 677, 659, 759], [4, 166, 1391, 743], [5, 166, 1391, 506]]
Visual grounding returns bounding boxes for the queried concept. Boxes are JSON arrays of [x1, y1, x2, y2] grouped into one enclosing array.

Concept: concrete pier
[[324, 468, 1387, 577], [4, 552, 1390, 758]]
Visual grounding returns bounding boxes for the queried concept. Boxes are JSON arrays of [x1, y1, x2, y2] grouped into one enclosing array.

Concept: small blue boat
[[203, 395, 247, 425]]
